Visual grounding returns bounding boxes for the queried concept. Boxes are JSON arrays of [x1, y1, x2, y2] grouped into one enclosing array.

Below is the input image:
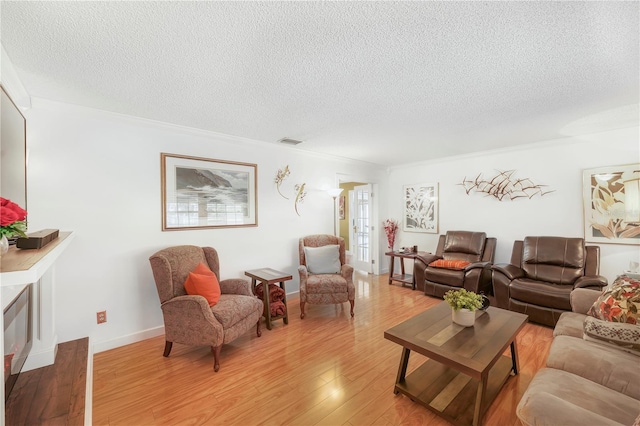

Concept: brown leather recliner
[[414, 231, 497, 298], [492, 236, 607, 327]]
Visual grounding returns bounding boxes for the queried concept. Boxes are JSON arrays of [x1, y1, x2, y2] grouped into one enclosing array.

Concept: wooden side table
[[245, 268, 292, 330], [385, 250, 430, 290]]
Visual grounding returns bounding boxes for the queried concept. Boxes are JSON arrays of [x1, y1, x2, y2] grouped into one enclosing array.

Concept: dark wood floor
[[5, 337, 88, 426]]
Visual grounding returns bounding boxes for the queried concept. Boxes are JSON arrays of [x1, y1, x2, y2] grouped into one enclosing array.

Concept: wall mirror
[[0, 85, 27, 217]]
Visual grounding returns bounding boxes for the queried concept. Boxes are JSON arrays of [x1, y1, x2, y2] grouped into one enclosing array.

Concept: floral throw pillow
[[587, 275, 639, 324], [583, 275, 640, 354]]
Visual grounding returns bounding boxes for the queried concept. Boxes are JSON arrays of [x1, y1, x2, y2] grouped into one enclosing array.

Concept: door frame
[[336, 173, 380, 275]]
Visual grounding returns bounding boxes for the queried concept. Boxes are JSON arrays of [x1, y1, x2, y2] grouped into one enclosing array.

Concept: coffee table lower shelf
[[394, 356, 514, 426]]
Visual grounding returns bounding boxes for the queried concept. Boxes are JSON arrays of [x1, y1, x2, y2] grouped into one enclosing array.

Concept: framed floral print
[[582, 164, 640, 245], [403, 182, 438, 233], [161, 153, 257, 230]]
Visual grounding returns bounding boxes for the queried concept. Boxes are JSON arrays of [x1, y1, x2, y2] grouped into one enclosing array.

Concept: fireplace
[[3, 284, 31, 401]]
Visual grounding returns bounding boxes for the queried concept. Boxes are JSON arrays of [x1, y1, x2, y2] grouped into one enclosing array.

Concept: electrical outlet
[[97, 310, 107, 324]]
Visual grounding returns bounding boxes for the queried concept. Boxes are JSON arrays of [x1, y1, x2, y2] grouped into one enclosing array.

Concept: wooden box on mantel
[[16, 229, 59, 250]]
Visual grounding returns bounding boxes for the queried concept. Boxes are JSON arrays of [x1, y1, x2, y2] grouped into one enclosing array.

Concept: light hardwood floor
[[93, 272, 554, 425]]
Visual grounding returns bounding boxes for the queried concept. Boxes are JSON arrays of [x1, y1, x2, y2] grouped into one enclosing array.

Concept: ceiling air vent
[[278, 138, 303, 146]]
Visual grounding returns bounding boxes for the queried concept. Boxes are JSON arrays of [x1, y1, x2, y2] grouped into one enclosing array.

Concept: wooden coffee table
[[384, 302, 528, 426]]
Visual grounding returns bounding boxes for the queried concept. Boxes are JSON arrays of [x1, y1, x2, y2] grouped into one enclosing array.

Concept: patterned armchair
[[298, 234, 355, 319], [149, 245, 263, 372]]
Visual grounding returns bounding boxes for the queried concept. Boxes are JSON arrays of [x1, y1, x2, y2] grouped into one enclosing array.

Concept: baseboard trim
[[92, 326, 165, 354]]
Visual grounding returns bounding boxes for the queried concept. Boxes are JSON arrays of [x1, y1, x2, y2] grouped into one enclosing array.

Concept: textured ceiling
[[1, 1, 638, 166]]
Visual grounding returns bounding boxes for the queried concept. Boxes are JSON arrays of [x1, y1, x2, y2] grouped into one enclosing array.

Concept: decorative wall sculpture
[[294, 183, 306, 216], [460, 170, 553, 201], [274, 165, 307, 215], [274, 165, 290, 199]]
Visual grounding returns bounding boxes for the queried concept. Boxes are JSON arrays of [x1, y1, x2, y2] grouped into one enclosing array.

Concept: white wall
[[385, 127, 640, 282], [18, 95, 640, 354], [24, 99, 385, 351]]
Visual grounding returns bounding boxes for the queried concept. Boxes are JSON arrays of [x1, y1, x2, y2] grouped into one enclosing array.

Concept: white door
[[352, 184, 373, 273]]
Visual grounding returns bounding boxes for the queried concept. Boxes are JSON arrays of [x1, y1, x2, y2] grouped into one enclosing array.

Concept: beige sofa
[[517, 288, 640, 426]]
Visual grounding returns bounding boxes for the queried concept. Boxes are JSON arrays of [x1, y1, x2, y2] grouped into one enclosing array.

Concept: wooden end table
[[385, 250, 430, 290], [384, 302, 528, 426], [245, 268, 292, 330]]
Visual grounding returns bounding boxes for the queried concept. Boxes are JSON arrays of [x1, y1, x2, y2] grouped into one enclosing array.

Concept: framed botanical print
[[582, 164, 640, 245], [403, 182, 438, 233], [161, 153, 257, 230]]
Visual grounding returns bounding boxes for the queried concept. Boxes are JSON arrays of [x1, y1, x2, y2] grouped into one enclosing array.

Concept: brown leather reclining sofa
[[414, 230, 496, 298], [492, 236, 607, 327]]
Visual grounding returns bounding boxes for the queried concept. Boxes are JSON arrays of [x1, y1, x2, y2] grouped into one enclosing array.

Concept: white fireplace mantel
[[0, 231, 74, 425]]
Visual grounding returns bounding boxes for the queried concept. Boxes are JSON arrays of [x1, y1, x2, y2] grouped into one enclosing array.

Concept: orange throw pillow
[[184, 262, 221, 306], [428, 259, 471, 270]]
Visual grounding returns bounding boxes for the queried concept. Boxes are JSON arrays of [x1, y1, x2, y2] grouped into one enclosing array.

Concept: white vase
[[452, 308, 475, 327], [0, 235, 9, 256]]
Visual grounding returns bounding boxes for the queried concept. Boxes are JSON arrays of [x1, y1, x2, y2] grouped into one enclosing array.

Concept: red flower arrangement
[[0, 197, 28, 238], [383, 218, 399, 250]]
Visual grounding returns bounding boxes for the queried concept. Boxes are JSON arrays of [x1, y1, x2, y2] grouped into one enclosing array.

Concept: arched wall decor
[[460, 170, 554, 201]]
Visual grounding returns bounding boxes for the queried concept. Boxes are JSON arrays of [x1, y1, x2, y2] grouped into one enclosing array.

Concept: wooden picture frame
[[582, 163, 640, 245], [403, 182, 438, 233], [161, 153, 257, 230], [339, 195, 345, 220]]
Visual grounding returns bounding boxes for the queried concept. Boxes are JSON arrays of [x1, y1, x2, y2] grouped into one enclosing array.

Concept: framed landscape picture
[[582, 164, 640, 245], [161, 153, 257, 230], [403, 182, 438, 233]]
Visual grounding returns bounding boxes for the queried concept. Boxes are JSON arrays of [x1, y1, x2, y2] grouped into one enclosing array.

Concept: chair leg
[[300, 301, 306, 319], [211, 345, 222, 372], [349, 300, 355, 317], [163, 341, 173, 357], [256, 319, 262, 337]]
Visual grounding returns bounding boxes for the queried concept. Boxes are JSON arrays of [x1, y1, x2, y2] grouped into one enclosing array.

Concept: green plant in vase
[[444, 288, 483, 327], [443, 288, 483, 311]]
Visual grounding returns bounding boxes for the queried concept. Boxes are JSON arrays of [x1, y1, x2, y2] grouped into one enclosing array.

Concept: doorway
[[337, 179, 379, 275]]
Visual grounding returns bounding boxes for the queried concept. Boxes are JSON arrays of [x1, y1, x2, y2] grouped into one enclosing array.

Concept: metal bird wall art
[[459, 170, 554, 201]]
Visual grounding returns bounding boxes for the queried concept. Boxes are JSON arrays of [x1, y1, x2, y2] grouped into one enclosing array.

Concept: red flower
[[383, 219, 399, 250], [0, 198, 26, 223], [0, 197, 27, 238], [0, 207, 20, 226]]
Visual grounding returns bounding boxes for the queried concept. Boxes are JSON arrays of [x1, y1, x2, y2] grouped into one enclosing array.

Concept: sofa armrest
[[491, 263, 524, 281], [340, 263, 354, 279], [573, 275, 608, 290], [464, 261, 491, 272], [570, 288, 601, 314], [161, 295, 218, 325], [220, 278, 253, 296], [415, 253, 441, 267], [161, 295, 223, 344]]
